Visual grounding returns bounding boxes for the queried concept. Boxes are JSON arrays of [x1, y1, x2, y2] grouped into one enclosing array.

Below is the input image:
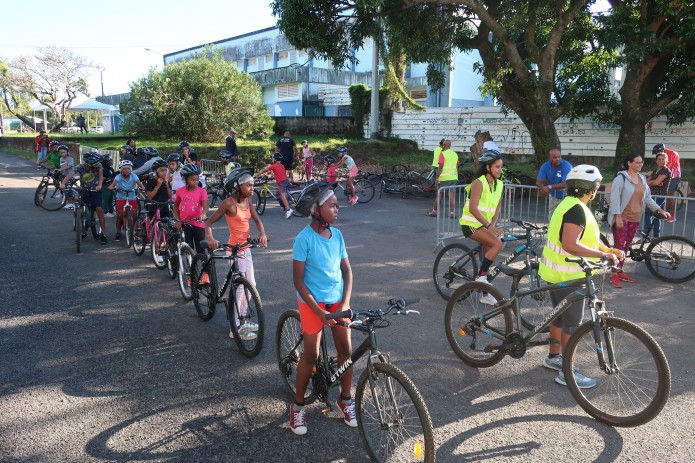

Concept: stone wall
[[272, 116, 354, 136]]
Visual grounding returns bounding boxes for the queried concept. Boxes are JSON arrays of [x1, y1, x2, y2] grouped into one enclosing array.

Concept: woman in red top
[[35, 131, 51, 163], [256, 153, 294, 218]]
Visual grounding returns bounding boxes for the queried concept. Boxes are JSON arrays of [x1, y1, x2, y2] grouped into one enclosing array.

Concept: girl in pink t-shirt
[[173, 165, 208, 251]]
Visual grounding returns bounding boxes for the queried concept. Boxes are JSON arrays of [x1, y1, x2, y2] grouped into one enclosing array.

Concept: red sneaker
[[617, 271, 635, 283], [289, 402, 307, 435], [336, 398, 357, 427], [610, 274, 623, 288]]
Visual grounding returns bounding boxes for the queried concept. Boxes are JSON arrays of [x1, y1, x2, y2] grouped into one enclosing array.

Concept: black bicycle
[[68, 184, 102, 254], [34, 166, 66, 210], [190, 239, 264, 357], [445, 257, 671, 427], [276, 298, 435, 463]]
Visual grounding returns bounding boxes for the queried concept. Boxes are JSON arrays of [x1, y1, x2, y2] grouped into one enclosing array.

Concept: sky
[[0, 0, 277, 99]]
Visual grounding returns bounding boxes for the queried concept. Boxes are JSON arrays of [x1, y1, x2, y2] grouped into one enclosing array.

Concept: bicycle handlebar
[[200, 238, 259, 254], [511, 218, 547, 232], [565, 256, 620, 272], [326, 298, 421, 321]]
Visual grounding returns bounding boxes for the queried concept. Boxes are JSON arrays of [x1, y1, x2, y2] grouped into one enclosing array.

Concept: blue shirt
[[292, 225, 348, 304], [538, 159, 572, 199], [113, 173, 140, 200]]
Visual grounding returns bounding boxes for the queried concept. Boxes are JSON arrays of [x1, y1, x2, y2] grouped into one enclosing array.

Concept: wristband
[[484, 223, 491, 229]]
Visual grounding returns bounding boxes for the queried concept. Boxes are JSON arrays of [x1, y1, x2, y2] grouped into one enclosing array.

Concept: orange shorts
[[298, 298, 347, 335]]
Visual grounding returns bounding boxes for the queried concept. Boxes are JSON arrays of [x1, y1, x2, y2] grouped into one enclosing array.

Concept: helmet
[[144, 146, 159, 157], [102, 154, 112, 162], [224, 167, 255, 194], [150, 159, 168, 172], [652, 143, 666, 155], [178, 141, 190, 149], [566, 164, 603, 192], [478, 149, 503, 164], [180, 163, 201, 178], [119, 159, 133, 170], [83, 151, 103, 165], [136, 147, 146, 157], [294, 182, 337, 218], [58, 144, 69, 152], [167, 153, 182, 163], [218, 150, 236, 161], [336, 146, 348, 154], [49, 140, 60, 147], [323, 155, 336, 165], [273, 152, 284, 161], [121, 145, 133, 154]]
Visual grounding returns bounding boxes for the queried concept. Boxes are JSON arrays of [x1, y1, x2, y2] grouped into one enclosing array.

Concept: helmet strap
[[311, 208, 330, 231]]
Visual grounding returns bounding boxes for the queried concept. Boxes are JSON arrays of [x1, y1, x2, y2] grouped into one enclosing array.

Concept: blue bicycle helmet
[[167, 153, 182, 163], [83, 151, 103, 165], [180, 163, 201, 178], [178, 140, 190, 149], [273, 152, 284, 162], [652, 144, 666, 155], [58, 144, 70, 152], [478, 149, 503, 164], [49, 140, 61, 147], [323, 155, 336, 165], [151, 159, 168, 172], [144, 146, 159, 157], [121, 144, 134, 154]]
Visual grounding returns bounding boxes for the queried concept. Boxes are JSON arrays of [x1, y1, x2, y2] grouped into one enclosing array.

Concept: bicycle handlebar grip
[[565, 257, 583, 264], [388, 298, 420, 307], [326, 309, 353, 320]]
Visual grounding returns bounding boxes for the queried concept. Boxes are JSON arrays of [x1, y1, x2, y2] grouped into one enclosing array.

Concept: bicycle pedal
[[483, 344, 500, 353], [321, 404, 334, 413]]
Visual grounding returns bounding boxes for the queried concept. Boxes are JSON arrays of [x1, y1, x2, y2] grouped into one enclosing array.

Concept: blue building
[[163, 26, 492, 117]]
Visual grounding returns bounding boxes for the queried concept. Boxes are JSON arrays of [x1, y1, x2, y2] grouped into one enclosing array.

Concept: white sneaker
[[285, 209, 294, 219], [480, 293, 498, 305], [63, 204, 75, 210], [243, 321, 259, 332], [105, 212, 115, 218], [229, 326, 257, 341], [475, 275, 489, 284]]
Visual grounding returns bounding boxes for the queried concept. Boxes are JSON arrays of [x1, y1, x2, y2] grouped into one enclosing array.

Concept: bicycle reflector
[[414, 440, 423, 459], [459, 328, 467, 337]]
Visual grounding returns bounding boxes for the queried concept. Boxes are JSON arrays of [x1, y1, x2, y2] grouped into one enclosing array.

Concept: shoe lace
[[341, 400, 356, 421], [292, 406, 306, 427]]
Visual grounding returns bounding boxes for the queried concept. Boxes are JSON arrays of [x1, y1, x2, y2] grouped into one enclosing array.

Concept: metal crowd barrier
[[201, 159, 225, 174]]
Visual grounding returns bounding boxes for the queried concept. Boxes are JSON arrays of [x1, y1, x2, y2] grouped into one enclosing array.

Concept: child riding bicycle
[[61, 150, 108, 244], [332, 146, 358, 204], [109, 159, 145, 242]]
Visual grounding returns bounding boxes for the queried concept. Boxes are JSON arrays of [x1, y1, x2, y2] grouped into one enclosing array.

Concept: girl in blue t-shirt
[[289, 184, 354, 436], [108, 160, 145, 242]]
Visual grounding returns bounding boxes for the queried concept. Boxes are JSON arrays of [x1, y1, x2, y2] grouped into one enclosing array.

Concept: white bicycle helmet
[[566, 164, 602, 192], [119, 159, 133, 170]]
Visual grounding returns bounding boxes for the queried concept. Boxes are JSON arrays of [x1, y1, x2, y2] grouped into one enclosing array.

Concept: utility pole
[[369, 33, 380, 139]]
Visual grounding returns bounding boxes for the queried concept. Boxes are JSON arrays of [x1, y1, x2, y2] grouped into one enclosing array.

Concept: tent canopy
[[69, 99, 118, 113], [30, 102, 52, 111]]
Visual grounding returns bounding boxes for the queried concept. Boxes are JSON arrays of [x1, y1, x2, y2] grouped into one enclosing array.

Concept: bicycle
[[34, 166, 66, 211], [114, 188, 143, 248], [335, 174, 376, 204], [132, 201, 169, 270], [190, 239, 264, 357], [68, 184, 103, 254], [276, 298, 435, 462], [162, 218, 197, 301], [253, 175, 292, 216], [598, 211, 695, 283], [444, 257, 671, 427]]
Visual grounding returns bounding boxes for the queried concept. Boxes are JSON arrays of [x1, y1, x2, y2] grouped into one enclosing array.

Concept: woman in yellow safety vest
[[538, 165, 623, 389], [459, 150, 505, 305]]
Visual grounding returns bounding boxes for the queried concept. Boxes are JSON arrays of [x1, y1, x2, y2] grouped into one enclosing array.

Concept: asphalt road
[[0, 150, 693, 462]]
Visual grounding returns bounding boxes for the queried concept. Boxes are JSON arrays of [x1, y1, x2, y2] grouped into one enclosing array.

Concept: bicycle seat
[[497, 261, 539, 277]]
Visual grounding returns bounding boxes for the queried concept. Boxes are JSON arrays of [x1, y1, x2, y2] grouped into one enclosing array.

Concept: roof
[[163, 26, 278, 59]]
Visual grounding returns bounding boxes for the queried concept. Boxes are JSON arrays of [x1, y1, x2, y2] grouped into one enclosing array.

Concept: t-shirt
[[175, 186, 207, 228], [276, 137, 296, 159], [267, 162, 288, 183], [558, 203, 586, 242], [326, 166, 337, 183], [60, 156, 75, 175], [292, 225, 348, 304], [146, 178, 170, 204], [538, 159, 573, 199], [113, 173, 140, 200], [168, 168, 185, 191], [45, 151, 61, 169], [648, 166, 671, 196], [133, 156, 147, 169], [622, 176, 645, 222], [341, 154, 356, 170], [664, 148, 681, 178], [102, 163, 116, 182], [483, 140, 500, 152], [74, 164, 103, 189]]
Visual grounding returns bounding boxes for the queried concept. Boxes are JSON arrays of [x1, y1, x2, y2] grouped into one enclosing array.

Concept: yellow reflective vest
[[431, 147, 442, 168], [538, 196, 600, 283], [438, 149, 459, 182], [459, 175, 503, 227]]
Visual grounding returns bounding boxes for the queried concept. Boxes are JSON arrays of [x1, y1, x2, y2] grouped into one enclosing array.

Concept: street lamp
[[145, 48, 165, 67]]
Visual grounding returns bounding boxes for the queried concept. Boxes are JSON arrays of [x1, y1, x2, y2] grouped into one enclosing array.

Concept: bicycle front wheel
[[645, 235, 695, 283], [433, 243, 479, 300], [356, 362, 435, 463], [124, 209, 134, 248], [191, 253, 216, 321], [88, 207, 100, 240], [227, 276, 264, 358], [165, 235, 178, 279], [75, 208, 83, 254], [150, 224, 168, 269], [132, 217, 147, 256], [444, 282, 512, 367], [354, 179, 375, 203], [177, 244, 195, 301], [564, 317, 671, 427], [36, 181, 66, 211], [276, 310, 318, 405]]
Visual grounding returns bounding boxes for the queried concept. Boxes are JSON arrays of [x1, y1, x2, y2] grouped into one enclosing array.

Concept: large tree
[[598, 0, 695, 162], [2, 47, 93, 132], [122, 49, 274, 142], [1, 59, 34, 129], [272, 1, 616, 162]]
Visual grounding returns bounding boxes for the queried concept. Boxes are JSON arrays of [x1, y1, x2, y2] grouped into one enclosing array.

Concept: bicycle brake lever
[[347, 320, 364, 328], [403, 310, 420, 315]]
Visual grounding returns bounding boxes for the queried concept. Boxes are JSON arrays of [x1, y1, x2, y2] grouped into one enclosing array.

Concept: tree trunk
[[615, 65, 650, 172]]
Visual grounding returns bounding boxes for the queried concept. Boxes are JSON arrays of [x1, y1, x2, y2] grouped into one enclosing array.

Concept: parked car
[[90, 126, 104, 133]]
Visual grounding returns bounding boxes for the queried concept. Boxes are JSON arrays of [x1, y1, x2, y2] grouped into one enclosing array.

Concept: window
[[247, 57, 257, 66], [236, 60, 244, 68], [298, 49, 307, 57], [266, 54, 274, 65], [278, 51, 289, 61], [410, 88, 427, 100], [276, 83, 299, 100]]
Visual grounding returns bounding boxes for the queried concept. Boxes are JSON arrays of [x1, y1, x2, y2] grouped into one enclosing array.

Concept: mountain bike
[[114, 188, 143, 248], [445, 257, 671, 427], [34, 166, 66, 210], [276, 298, 435, 462], [253, 175, 294, 215], [69, 185, 102, 254], [599, 212, 695, 283], [190, 239, 264, 357], [162, 219, 197, 300], [334, 175, 376, 204]]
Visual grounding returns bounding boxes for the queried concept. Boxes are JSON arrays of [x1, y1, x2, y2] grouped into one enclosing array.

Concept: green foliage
[[349, 84, 371, 137], [122, 48, 274, 143]]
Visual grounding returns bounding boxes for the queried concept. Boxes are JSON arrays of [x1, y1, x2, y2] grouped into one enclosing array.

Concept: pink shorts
[[116, 199, 139, 214], [348, 166, 358, 178], [298, 298, 348, 335]]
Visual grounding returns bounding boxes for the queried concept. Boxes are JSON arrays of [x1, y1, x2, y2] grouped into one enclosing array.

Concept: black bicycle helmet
[[323, 155, 336, 165], [167, 153, 182, 163], [652, 143, 666, 155], [144, 146, 159, 157], [294, 182, 337, 218], [273, 152, 284, 162], [83, 151, 103, 165], [121, 144, 133, 154], [218, 150, 236, 161], [151, 159, 168, 172], [180, 163, 201, 178], [336, 146, 348, 155], [49, 140, 61, 147], [135, 147, 146, 157], [102, 154, 112, 162], [478, 149, 503, 164], [224, 167, 254, 194], [178, 140, 190, 149], [58, 144, 69, 152]]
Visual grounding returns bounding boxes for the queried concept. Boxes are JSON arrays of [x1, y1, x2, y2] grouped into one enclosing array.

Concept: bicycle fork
[[589, 300, 617, 375]]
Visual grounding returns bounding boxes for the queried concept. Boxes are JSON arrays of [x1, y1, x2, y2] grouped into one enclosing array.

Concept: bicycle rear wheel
[[511, 268, 551, 333], [564, 317, 670, 427], [88, 207, 100, 240], [177, 243, 195, 301], [191, 253, 216, 321], [433, 242, 479, 300], [356, 362, 435, 463], [645, 235, 695, 283], [252, 190, 265, 215], [227, 276, 264, 357], [75, 208, 83, 254], [165, 234, 178, 279], [124, 209, 134, 248], [354, 179, 375, 203], [444, 282, 512, 367], [132, 217, 147, 256], [276, 310, 317, 404], [36, 181, 66, 211]]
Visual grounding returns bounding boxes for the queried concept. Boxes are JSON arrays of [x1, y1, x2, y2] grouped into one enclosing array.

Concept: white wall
[[450, 51, 485, 102]]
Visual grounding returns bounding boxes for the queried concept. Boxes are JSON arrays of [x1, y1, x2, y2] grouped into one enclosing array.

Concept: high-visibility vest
[[431, 147, 442, 168], [439, 149, 459, 182], [538, 196, 600, 283], [459, 175, 503, 227]]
